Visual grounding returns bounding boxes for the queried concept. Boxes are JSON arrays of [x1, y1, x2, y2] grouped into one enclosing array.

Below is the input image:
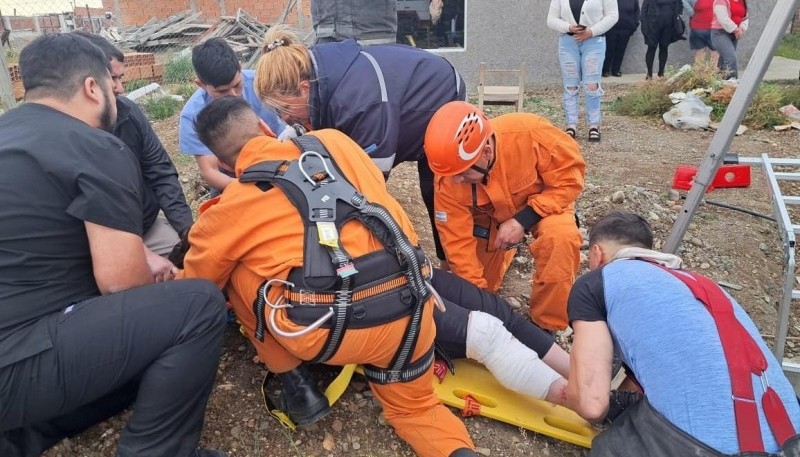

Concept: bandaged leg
[[466, 311, 564, 403]]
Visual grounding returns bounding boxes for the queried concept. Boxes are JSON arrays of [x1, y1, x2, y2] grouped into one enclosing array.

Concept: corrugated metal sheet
[[0, 0, 103, 16]]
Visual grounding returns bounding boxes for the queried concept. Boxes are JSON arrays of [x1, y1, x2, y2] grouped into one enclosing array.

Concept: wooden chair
[[477, 61, 526, 112]]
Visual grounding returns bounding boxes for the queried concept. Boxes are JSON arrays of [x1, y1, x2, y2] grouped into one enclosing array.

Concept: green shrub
[[743, 83, 792, 129], [171, 82, 197, 101], [142, 96, 181, 120], [124, 79, 150, 93], [668, 60, 724, 93], [163, 56, 195, 84], [611, 82, 673, 118], [778, 82, 800, 108], [777, 33, 800, 61]]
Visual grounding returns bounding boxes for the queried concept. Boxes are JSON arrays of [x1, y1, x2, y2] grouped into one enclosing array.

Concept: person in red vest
[[711, 0, 748, 79], [568, 211, 800, 456], [684, 0, 719, 65]]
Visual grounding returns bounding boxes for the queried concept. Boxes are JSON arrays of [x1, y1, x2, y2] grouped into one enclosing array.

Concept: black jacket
[[641, 0, 684, 45], [113, 96, 192, 235], [609, 0, 641, 34]]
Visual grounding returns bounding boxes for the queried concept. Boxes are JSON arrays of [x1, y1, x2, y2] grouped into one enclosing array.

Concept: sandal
[[588, 127, 601, 142], [565, 127, 576, 138]]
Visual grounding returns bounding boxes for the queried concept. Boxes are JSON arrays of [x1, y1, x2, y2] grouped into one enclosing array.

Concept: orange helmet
[[424, 101, 494, 176]]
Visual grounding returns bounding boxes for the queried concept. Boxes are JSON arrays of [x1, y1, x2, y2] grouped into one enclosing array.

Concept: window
[[396, 0, 466, 50]]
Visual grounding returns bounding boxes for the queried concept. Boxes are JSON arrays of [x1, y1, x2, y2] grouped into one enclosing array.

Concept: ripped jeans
[[557, 34, 606, 127]]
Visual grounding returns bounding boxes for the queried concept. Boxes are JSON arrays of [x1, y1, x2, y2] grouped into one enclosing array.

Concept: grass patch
[[611, 81, 673, 118], [744, 83, 796, 129], [612, 62, 800, 129], [124, 79, 150, 93], [163, 56, 195, 84], [776, 33, 800, 60], [142, 96, 181, 120], [171, 82, 197, 101], [5, 48, 19, 64]]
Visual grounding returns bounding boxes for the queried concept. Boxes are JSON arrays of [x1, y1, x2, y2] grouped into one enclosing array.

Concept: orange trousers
[[476, 211, 582, 331], [231, 293, 474, 457]]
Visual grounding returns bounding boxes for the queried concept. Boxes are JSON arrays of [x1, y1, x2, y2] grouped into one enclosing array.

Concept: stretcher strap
[[656, 264, 795, 452]]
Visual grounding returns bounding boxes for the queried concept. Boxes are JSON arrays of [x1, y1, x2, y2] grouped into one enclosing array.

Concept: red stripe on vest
[[652, 263, 794, 452]]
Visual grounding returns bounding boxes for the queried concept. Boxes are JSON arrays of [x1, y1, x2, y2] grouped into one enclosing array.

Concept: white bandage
[[466, 311, 562, 400]]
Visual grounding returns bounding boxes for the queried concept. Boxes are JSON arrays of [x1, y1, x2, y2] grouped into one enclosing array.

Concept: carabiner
[[268, 306, 335, 338], [298, 150, 336, 187], [263, 278, 295, 310]]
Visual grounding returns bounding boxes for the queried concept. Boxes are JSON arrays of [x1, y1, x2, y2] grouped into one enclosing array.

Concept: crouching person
[[568, 211, 800, 456], [0, 34, 227, 457], [181, 96, 477, 457]]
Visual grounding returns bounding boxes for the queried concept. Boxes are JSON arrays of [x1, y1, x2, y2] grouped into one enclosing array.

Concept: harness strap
[[244, 134, 430, 380], [363, 344, 435, 384], [655, 264, 795, 452]]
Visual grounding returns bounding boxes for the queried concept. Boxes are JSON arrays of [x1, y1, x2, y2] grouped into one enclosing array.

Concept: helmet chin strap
[[469, 155, 496, 185]]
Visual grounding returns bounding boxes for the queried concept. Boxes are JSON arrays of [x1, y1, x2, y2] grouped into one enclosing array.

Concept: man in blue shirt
[[179, 38, 289, 193], [567, 211, 800, 456]]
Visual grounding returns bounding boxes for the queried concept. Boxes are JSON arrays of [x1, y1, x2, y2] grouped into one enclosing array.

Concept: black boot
[[450, 448, 479, 456], [276, 365, 330, 426]]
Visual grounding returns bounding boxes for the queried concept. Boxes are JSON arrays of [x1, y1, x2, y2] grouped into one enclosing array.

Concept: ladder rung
[[793, 225, 800, 234], [784, 196, 800, 205], [783, 360, 800, 373], [774, 172, 800, 181], [793, 289, 800, 300]]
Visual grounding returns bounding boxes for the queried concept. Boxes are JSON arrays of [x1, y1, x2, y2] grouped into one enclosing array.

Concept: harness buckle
[[386, 370, 402, 383], [298, 289, 317, 306]]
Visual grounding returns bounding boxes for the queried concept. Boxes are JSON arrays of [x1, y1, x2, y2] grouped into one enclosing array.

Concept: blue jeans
[[557, 34, 606, 127]]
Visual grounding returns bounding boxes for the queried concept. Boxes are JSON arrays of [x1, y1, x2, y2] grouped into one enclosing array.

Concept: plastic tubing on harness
[[263, 278, 336, 338], [426, 280, 446, 312]]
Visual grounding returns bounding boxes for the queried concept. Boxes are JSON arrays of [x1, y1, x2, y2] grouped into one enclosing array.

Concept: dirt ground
[[43, 84, 800, 457]]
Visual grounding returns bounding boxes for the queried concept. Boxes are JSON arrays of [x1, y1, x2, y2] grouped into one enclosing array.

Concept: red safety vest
[[656, 264, 795, 453]]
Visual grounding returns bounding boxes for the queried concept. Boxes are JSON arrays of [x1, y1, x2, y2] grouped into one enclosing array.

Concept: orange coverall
[[434, 113, 585, 331], [181, 129, 473, 457]]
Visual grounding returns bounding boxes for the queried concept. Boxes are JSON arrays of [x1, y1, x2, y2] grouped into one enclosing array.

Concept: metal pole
[[85, 4, 94, 33], [663, 0, 800, 253]]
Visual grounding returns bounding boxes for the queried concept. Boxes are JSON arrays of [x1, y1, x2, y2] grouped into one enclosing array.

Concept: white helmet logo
[[455, 113, 484, 161]]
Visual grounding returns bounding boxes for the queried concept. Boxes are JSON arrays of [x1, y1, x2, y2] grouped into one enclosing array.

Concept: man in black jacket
[[76, 32, 193, 282]]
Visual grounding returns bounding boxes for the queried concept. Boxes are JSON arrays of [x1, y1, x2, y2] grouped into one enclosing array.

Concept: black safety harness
[[240, 135, 434, 384]]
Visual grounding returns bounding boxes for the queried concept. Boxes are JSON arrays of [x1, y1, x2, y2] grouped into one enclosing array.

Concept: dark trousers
[[603, 30, 633, 74], [430, 269, 555, 359], [417, 158, 446, 260], [0, 279, 227, 457]]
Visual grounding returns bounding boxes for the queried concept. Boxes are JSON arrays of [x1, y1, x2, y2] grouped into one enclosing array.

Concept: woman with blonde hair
[[254, 25, 465, 265]]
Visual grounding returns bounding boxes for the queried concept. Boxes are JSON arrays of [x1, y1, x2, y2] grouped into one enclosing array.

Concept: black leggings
[[430, 269, 555, 359], [645, 44, 670, 77]]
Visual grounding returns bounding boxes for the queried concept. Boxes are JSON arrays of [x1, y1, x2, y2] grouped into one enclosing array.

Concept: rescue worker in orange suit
[[424, 102, 586, 331], [180, 96, 477, 457]]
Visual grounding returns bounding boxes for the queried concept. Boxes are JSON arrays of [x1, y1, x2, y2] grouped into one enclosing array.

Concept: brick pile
[[6, 53, 163, 101], [122, 52, 164, 85]]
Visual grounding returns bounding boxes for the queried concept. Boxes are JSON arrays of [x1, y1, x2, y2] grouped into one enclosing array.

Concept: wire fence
[[0, 0, 314, 111]]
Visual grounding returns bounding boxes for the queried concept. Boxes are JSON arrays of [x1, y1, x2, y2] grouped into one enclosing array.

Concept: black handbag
[[674, 15, 686, 37]]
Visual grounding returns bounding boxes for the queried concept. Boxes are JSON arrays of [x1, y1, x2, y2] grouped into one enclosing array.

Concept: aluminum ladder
[[739, 154, 800, 372]]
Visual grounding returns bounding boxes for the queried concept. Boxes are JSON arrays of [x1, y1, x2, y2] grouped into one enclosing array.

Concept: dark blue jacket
[[114, 96, 192, 234], [309, 39, 465, 172]]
